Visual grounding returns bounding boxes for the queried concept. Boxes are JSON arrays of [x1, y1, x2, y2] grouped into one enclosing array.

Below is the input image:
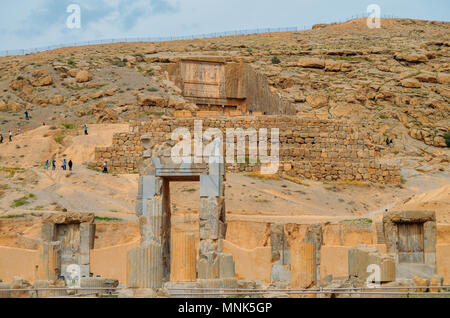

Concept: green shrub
[[271, 56, 281, 65], [444, 131, 450, 147]]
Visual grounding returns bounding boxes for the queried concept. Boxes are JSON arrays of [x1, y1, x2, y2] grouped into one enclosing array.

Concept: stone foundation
[[93, 116, 400, 184]]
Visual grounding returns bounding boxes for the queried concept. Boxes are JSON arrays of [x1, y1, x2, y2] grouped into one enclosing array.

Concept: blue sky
[[0, 0, 449, 51]]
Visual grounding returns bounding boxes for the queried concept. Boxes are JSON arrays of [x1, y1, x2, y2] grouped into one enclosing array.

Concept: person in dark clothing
[[84, 124, 88, 135], [68, 160, 73, 171], [389, 139, 394, 148], [0, 134, 3, 144], [62, 159, 67, 171], [25, 111, 29, 120], [102, 162, 108, 174], [52, 159, 56, 171], [385, 138, 390, 146], [9, 130, 12, 142], [45, 160, 49, 170]]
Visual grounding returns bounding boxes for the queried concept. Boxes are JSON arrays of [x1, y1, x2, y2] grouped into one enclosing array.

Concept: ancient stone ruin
[[37, 212, 96, 283], [126, 152, 236, 294]]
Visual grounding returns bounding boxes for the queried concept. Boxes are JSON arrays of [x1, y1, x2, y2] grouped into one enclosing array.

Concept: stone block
[[219, 253, 235, 279], [170, 232, 197, 282], [291, 242, 316, 289], [127, 241, 163, 289], [271, 265, 291, 284]]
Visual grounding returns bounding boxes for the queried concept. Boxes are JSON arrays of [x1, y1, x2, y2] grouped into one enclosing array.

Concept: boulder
[[75, 70, 92, 83], [298, 57, 325, 69], [437, 73, 450, 84], [137, 94, 169, 107], [0, 99, 6, 111], [401, 78, 421, 88], [394, 52, 428, 63]]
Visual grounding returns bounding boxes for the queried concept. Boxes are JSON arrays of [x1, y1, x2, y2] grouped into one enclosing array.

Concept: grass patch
[[281, 174, 309, 186], [95, 216, 122, 222], [10, 196, 31, 208], [246, 172, 280, 180], [54, 134, 66, 144], [183, 188, 197, 193], [61, 123, 75, 129], [0, 214, 26, 219], [340, 218, 373, 225], [109, 209, 121, 213], [401, 177, 407, 185], [0, 167, 26, 177]]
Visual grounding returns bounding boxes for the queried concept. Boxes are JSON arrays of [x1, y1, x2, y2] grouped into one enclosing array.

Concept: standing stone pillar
[[170, 232, 197, 282], [127, 176, 168, 288], [291, 242, 316, 289]]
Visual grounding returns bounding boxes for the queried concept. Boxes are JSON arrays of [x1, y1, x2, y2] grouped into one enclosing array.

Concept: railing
[[1, 285, 449, 297], [0, 13, 411, 57]]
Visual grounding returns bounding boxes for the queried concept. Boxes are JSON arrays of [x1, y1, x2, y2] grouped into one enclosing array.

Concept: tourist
[[9, 130, 12, 142], [102, 161, 108, 174], [45, 160, 49, 170], [25, 110, 29, 120], [17, 127, 21, 135], [385, 138, 390, 146], [68, 160, 73, 171], [390, 139, 394, 148], [0, 134, 3, 144], [52, 159, 56, 171], [62, 159, 67, 171], [84, 124, 88, 135], [249, 106, 253, 115]]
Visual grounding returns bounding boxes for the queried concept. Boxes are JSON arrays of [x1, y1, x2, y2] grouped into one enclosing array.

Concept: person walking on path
[[68, 160, 73, 171], [102, 161, 108, 174], [9, 130, 12, 142], [25, 111, 29, 120], [389, 139, 394, 148], [62, 159, 67, 171], [84, 124, 88, 135], [45, 160, 49, 170], [52, 159, 56, 171], [0, 134, 3, 144]]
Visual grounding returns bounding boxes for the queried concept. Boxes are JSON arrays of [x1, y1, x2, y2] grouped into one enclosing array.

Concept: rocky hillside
[[0, 18, 448, 165]]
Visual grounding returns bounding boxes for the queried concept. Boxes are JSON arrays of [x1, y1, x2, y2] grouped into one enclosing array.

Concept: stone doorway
[[397, 222, 425, 264], [128, 159, 235, 289]]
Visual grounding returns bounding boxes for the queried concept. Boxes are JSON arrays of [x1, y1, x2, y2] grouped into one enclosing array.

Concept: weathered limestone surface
[[291, 242, 316, 289], [348, 245, 395, 283], [127, 241, 163, 289], [170, 232, 197, 282]]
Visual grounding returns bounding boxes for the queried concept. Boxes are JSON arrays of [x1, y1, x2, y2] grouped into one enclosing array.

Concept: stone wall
[[93, 116, 400, 184]]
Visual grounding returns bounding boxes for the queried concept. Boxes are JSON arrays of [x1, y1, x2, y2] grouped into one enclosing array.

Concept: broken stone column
[[127, 241, 163, 289], [270, 224, 291, 284], [302, 223, 323, 287], [127, 176, 167, 288], [170, 232, 197, 282], [291, 242, 316, 289]]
